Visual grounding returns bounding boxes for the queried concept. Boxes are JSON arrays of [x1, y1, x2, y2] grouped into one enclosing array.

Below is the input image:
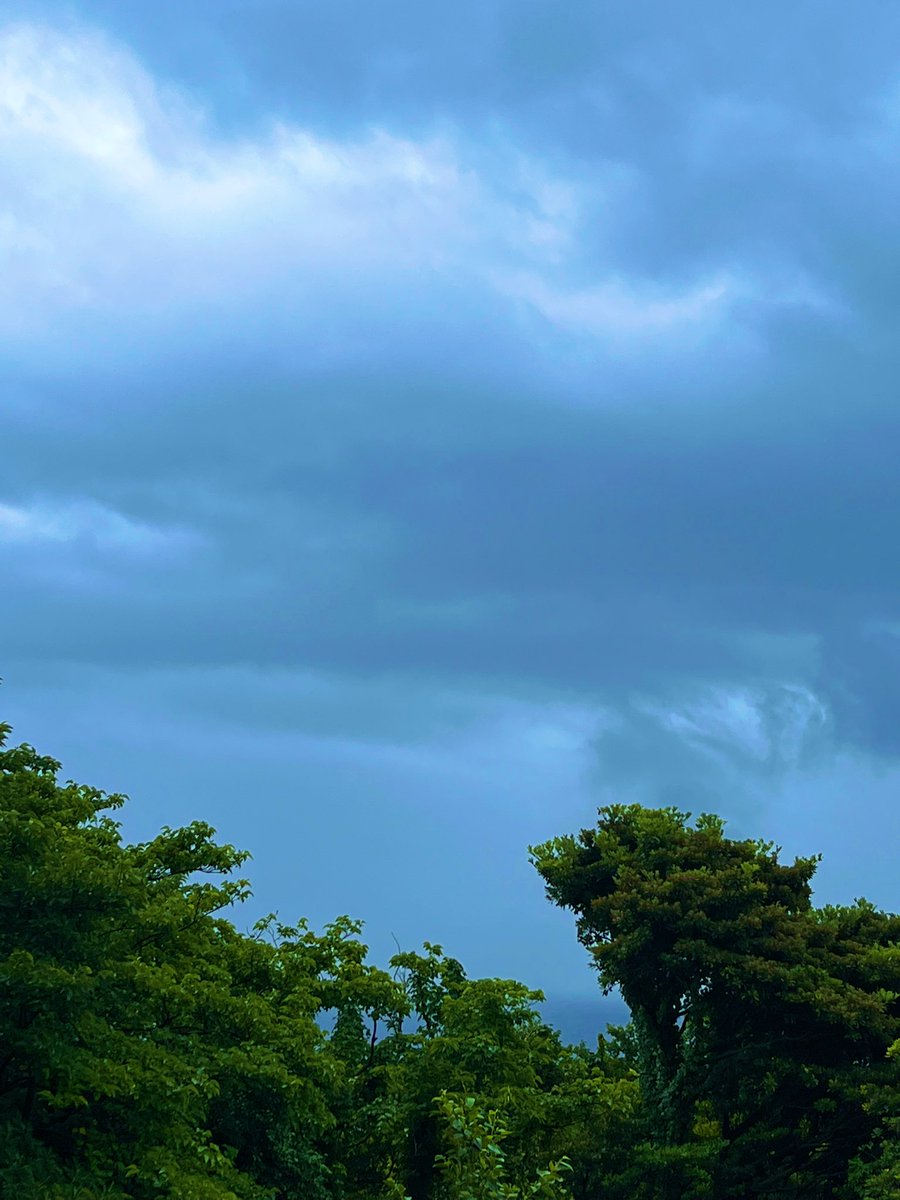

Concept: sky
[[3, 0, 900, 1041]]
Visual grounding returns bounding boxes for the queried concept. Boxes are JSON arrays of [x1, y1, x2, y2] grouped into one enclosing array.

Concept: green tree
[[390, 953, 645, 1200], [0, 722, 334, 1199], [7, 712, 896, 1200], [433, 1092, 572, 1200], [531, 804, 900, 1199], [846, 1037, 900, 1198]]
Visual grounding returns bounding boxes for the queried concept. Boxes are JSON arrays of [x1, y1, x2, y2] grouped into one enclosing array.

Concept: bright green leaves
[[434, 1091, 573, 1200], [391, 942, 466, 1036]]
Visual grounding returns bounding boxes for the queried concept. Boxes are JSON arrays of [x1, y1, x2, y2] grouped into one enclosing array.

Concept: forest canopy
[[1, 719, 898, 1200]]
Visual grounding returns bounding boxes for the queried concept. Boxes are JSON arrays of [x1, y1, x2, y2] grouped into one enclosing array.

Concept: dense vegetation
[[1, 719, 898, 1199]]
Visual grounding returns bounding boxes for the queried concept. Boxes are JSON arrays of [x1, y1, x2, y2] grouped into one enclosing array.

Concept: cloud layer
[[3, 5, 900, 1030]]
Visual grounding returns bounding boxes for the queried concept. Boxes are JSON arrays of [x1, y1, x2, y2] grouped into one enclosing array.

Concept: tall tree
[[531, 804, 900, 1198], [0, 722, 334, 1199]]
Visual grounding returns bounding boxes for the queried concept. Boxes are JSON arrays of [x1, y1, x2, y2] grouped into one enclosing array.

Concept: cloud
[[3, 5, 900, 1022], [0, 23, 560, 333], [594, 681, 832, 816], [0, 19, 818, 362], [0, 497, 201, 556], [496, 270, 734, 340]]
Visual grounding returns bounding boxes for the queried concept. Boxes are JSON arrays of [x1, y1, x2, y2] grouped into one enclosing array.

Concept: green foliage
[[433, 1092, 572, 1200], [0, 722, 331, 1199], [846, 1038, 900, 1200], [1, 717, 898, 1200], [532, 803, 900, 1199]]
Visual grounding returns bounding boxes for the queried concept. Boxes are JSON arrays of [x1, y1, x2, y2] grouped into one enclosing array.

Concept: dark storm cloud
[[5, 329, 899, 716]]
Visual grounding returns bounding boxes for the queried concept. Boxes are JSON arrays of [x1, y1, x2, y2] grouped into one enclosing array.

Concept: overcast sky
[[3, 1, 900, 1040]]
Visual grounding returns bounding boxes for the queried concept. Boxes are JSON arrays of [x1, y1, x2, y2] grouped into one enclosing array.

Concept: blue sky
[[3, 1, 900, 1039]]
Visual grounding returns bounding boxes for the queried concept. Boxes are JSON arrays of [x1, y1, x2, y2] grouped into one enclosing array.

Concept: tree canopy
[[531, 804, 900, 1198], [1, 720, 898, 1199]]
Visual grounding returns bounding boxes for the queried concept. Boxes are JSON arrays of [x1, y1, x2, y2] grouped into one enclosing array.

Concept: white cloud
[[0, 497, 202, 557], [0, 20, 769, 355], [642, 681, 829, 773], [585, 681, 835, 833], [0, 24, 558, 326], [496, 270, 734, 338]]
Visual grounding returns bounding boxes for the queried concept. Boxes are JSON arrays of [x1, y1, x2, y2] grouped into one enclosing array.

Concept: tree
[[5, 711, 896, 1200], [0, 714, 619, 1200], [847, 1037, 900, 1199], [0, 722, 334, 1199], [433, 1092, 572, 1200], [531, 804, 900, 1199]]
